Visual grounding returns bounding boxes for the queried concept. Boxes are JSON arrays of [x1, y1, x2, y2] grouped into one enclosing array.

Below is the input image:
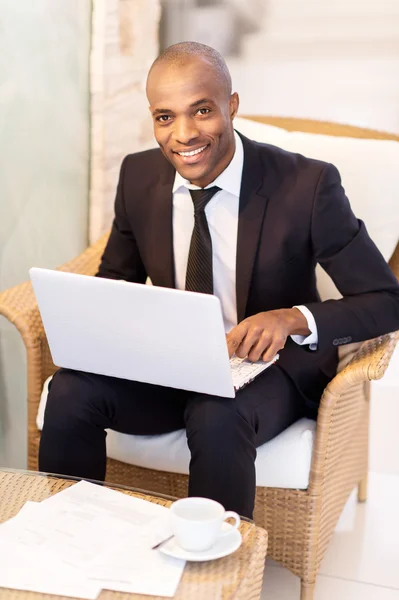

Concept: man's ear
[[229, 92, 239, 120]]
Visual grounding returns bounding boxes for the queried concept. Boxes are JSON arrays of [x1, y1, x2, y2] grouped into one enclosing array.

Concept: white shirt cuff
[[290, 305, 318, 350]]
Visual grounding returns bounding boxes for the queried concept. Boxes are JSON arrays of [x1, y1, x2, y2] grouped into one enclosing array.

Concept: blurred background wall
[[0, 0, 91, 467], [161, 0, 399, 133]]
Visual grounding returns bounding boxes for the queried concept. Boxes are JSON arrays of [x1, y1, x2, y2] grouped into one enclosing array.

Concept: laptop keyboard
[[229, 355, 279, 391]]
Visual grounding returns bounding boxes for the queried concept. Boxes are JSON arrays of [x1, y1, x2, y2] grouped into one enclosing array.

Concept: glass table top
[[0, 468, 264, 599]]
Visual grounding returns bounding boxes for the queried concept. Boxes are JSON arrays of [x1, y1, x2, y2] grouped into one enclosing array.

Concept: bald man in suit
[[39, 42, 399, 518]]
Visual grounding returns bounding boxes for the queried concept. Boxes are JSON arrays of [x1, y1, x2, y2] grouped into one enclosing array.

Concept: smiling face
[[147, 58, 239, 188]]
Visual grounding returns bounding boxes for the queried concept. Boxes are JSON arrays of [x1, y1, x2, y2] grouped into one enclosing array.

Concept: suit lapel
[[236, 133, 269, 323], [147, 159, 175, 288]]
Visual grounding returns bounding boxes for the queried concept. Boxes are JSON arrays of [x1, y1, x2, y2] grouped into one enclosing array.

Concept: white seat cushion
[[37, 377, 316, 489]]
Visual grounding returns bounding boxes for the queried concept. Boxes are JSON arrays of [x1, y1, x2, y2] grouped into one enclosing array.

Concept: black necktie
[[185, 186, 221, 294]]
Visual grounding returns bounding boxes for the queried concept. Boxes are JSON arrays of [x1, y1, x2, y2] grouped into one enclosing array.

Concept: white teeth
[[177, 145, 207, 157]]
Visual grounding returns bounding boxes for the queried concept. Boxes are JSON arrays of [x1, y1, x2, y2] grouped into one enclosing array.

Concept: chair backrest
[[238, 115, 399, 292], [243, 116, 399, 142]]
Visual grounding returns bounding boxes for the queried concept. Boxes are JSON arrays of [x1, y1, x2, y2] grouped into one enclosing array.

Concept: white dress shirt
[[172, 131, 318, 347]]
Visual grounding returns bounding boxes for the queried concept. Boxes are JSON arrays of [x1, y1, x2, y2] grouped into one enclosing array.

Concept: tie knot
[[189, 186, 221, 215]]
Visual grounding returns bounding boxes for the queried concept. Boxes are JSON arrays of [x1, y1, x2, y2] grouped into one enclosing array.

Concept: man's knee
[[44, 369, 104, 429], [184, 396, 255, 452]]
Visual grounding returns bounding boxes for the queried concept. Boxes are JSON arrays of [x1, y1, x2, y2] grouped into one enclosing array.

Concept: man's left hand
[[226, 308, 311, 362]]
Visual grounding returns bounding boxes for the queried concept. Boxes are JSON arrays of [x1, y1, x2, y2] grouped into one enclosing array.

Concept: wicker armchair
[[1, 117, 398, 600]]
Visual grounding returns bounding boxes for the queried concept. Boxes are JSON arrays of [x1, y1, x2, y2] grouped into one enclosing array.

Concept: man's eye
[[197, 108, 210, 115], [156, 115, 171, 123]]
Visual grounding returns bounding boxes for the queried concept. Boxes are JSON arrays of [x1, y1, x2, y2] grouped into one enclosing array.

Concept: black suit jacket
[[97, 132, 399, 416]]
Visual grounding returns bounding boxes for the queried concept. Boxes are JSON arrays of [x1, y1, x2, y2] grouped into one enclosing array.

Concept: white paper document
[[0, 481, 185, 598]]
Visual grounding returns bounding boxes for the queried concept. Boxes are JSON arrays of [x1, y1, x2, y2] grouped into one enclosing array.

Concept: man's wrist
[[284, 307, 311, 336]]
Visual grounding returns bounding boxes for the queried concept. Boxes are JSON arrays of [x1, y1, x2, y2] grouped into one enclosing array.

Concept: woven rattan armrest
[[0, 281, 42, 349], [308, 240, 399, 494], [308, 329, 399, 495], [0, 233, 110, 460], [0, 232, 110, 348], [57, 232, 110, 277], [329, 330, 399, 395]]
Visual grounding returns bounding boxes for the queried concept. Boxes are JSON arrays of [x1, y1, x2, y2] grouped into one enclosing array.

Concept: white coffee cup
[[170, 497, 241, 552]]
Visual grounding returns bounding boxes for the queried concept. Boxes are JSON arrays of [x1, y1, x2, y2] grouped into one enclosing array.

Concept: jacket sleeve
[[96, 156, 147, 283], [303, 163, 399, 351]]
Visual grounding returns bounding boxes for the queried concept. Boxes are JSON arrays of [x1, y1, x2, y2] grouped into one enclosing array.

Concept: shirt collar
[[172, 131, 243, 197]]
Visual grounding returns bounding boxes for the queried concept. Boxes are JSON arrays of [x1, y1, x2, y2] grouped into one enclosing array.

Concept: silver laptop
[[29, 268, 278, 398]]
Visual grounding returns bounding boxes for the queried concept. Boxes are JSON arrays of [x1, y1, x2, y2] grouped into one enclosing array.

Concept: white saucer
[[159, 523, 242, 562]]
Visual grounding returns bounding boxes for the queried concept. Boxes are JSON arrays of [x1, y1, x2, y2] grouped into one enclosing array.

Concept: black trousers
[[39, 365, 304, 518]]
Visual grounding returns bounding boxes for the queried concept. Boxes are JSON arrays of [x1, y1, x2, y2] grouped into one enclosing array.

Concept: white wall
[[228, 0, 399, 133]]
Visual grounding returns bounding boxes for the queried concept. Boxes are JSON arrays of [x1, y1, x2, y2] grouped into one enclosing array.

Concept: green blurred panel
[[0, 0, 91, 467]]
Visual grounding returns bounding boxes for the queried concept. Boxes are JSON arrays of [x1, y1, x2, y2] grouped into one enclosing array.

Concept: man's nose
[[173, 117, 199, 146]]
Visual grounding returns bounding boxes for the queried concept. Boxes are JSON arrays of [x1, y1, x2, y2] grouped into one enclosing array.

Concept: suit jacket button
[[333, 338, 339, 346]]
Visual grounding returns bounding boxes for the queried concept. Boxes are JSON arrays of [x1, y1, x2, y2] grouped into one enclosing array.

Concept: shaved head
[[148, 42, 232, 98]]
